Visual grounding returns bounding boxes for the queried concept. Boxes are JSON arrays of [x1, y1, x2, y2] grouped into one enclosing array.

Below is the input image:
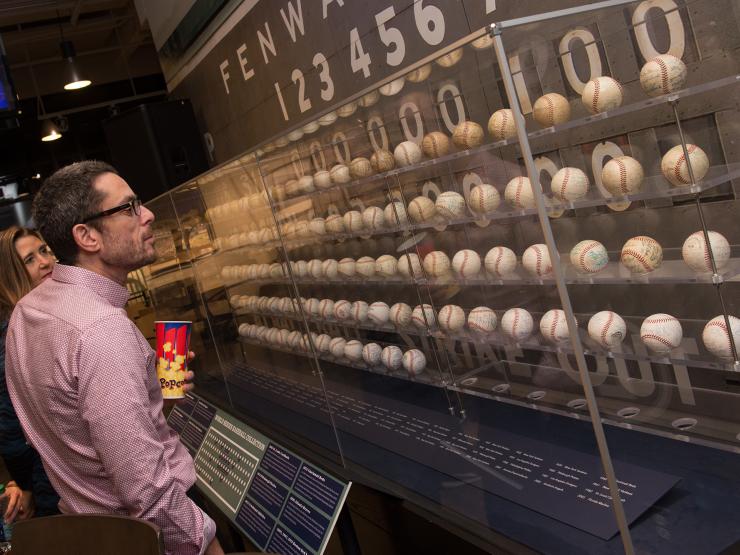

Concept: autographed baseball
[[621, 236, 663, 274], [422, 131, 451, 159], [661, 144, 709, 186], [452, 121, 484, 149], [582, 76, 624, 114], [485, 246, 518, 276], [329, 337, 347, 358], [468, 184, 501, 215], [552, 167, 590, 201], [468, 307, 497, 334], [403, 349, 427, 376], [640, 54, 687, 97], [375, 254, 398, 277], [570, 240, 609, 274], [406, 63, 432, 83], [330, 164, 351, 184], [398, 253, 423, 278], [322, 259, 339, 279], [540, 309, 573, 344], [682, 230, 730, 272], [356, 256, 376, 277], [488, 108, 517, 140], [384, 201, 408, 226], [533, 93, 571, 127], [640, 313, 682, 354], [370, 149, 395, 172], [381, 345, 403, 370], [380, 77, 405, 96], [315, 334, 332, 353], [337, 257, 356, 278], [343, 210, 365, 233], [333, 299, 353, 321], [314, 170, 332, 189], [390, 302, 413, 327], [504, 176, 536, 209], [362, 206, 386, 230], [435, 48, 463, 68], [602, 156, 644, 196], [318, 299, 335, 319], [438, 304, 466, 332], [408, 195, 436, 223], [452, 249, 482, 278], [423, 251, 451, 277], [362, 343, 383, 366], [522, 244, 553, 277], [435, 191, 467, 220], [588, 311, 627, 350], [307, 259, 324, 279], [368, 301, 390, 325], [350, 157, 374, 179], [394, 141, 423, 167], [308, 217, 326, 236], [501, 308, 534, 342], [703, 315, 740, 360], [412, 304, 437, 328], [351, 301, 369, 322], [337, 101, 358, 118]]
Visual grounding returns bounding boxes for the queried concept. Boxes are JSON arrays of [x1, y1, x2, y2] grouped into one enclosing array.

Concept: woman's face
[[15, 235, 55, 287]]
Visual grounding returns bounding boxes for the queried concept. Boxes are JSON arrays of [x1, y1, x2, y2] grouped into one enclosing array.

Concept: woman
[[0, 226, 60, 522]]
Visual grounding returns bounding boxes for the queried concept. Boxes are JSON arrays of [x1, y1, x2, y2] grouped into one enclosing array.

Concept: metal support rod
[[670, 101, 739, 364], [491, 25, 636, 555], [336, 505, 362, 555]]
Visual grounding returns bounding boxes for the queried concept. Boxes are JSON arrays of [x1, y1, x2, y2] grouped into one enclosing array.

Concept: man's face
[[92, 173, 156, 272]]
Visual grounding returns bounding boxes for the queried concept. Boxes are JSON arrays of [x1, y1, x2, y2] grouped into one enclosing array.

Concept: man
[[5, 161, 223, 555]]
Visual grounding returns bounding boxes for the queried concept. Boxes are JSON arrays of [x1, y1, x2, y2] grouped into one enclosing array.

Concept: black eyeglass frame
[[81, 197, 142, 224]]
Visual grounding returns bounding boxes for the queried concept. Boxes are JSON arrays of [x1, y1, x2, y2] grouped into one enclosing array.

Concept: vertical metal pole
[[491, 24, 635, 555]]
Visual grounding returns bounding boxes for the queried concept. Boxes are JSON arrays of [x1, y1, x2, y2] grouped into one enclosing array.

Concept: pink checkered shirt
[[5, 264, 215, 554]]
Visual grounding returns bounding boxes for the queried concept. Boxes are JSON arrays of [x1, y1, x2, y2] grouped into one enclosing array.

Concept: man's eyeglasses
[[81, 197, 142, 224]]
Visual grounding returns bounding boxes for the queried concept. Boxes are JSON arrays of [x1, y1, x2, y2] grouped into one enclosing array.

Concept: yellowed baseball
[[682, 230, 730, 272], [337, 257, 356, 278], [488, 108, 517, 140], [337, 101, 358, 118], [314, 170, 332, 190], [343, 210, 364, 233], [582, 76, 624, 114], [485, 246, 517, 276], [375, 254, 398, 277], [533, 93, 571, 127], [330, 164, 351, 184], [398, 253, 422, 277], [504, 176, 535, 209], [468, 184, 501, 215], [384, 201, 408, 226], [551, 167, 590, 201], [370, 149, 395, 172], [325, 214, 345, 233], [569, 240, 609, 274], [394, 141, 422, 167], [588, 311, 627, 350], [640, 54, 687, 98], [355, 256, 376, 277], [422, 131, 450, 159], [522, 244, 553, 277], [602, 156, 644, 196], [452, 121, 484, 149], [349, 157, 374, 179], [621, 236, 663, 274], [408, 195, 436, 223], [406, 63, 432, 83], [660, 144, 709, 187], [435, 48, 463, 68], [379, 77, 405, 96], [359, 90, 380, 108], [435, 191, 466, 221], [423, 251, 451, 277], [362, 206, 385, 230]]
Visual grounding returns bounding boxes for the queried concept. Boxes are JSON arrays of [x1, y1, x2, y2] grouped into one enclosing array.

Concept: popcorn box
[[154, 321, 192, 399]]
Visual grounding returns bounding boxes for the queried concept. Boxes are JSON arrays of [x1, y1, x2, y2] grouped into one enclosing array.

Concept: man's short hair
[[32, 161, 117, 265]]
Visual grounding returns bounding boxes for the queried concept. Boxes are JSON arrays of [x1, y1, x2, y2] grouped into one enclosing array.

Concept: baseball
[[384, 201, 408, 227], [468, 184, 501, 215], [298, 175, 315, 194], [350, 157, 374, 179], [370, 149, 395, 172], [381, 345, 403, 370], [661, 144, 709, 186], [640, 54, 687, 98], [412, 304, 437, 328], [315, 334, 332, 353], [452, 121, 484, 149], [314, 170, 333, 189], [588, 311, 627, 350], [408, 196, 436, 223], [438, 304, 466, 332], [330, 164, 351, 184], [501, 308, 534, 342], [640, 313, 683, 354], [352, 300, 369, 322], [343, 210, 365, 233], [307, 259, 324, 279], [540, 309, 573, 344], [551, 167, 590, 201], [423, 251, 451, 277], [308, 217, 326, 236], [394, 141, 423, 167], [333, 299, 353, 320], [703, 315, 740, 360], [322, 259, 339, 279], [468, 307, 497, 334], [471, 34, 493, 50], [422, 131, 451, 159], [533, 93, 571, 127], [398, 253, 423, 278], [522, 244, 553, 277], [318, 111, 337, 126], [359, 90, 380, 107], [362, 206, 386, 230], [380, 76, 405, 96], [602, 156, 645, 196], [304, 298, 321, 317], [435, 191, 467, 221], [504, 176, 536, 209], [345, 340, 364, 361], [338, 257, 356, 277], [435, 48, 463, 68], [287, 129, 304, 142], [682, 230, 730, 272], [362, 343, 383, 366], [368, 301, 390, 325], [452, 249, 482, 278], [329, 337, 347, 358], [337, 101, 358, 118], [582, 76, 624, 114], [356, 256, 376, 277], [375, 254, 398, 277], [403, 349, 427, 376], [484, 246, 518, 276], [390, 302, 413, 327], [293, 260, 308, 277], [318, 298, 335, 319], [406, 63, 432, 83], [488, 108, 517, 141], [570, 240, 609, 274], [621, 236, 663, 274]]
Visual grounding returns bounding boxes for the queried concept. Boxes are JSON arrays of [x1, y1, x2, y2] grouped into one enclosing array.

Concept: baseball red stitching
[[601, 311, 614, 347], [443, 307, 453, 330], [560, 168, 570, 200], [549, 311, 559, 340], [545, 95, 554, 126], [616, 158, 628, 194], [640, 333, 677, 348], [622, 249, 652, 272], [591, 78, 600, 114], [515, 177, 523, 207], [495, 248, 504, 275], [674, 144, 696, 185], [655, 57, 670, 94], [534, 246, 542, 275], [643, 317, 677, 325], [580, 241, 601, 272], [500, 111, 508, 138], [512, 309, 520, 338], [461, 250, 470, 277]]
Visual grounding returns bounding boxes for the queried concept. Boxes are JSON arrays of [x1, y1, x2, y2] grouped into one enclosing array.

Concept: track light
[[60, 40, 91, 90], [41, 119, 62, 142]]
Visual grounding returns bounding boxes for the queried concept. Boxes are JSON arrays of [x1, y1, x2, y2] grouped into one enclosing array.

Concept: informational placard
[[168, 394, 351, 554]]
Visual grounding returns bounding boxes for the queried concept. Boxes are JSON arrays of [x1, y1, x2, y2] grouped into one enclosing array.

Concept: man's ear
[[71, 223, 102, 256]]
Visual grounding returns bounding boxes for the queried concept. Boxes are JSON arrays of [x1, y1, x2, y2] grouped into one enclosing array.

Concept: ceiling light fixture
[[41, 119, 62, 142], [60, 39, 90, 90]]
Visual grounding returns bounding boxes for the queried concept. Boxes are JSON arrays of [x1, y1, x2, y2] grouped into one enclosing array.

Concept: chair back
[[12, 513, 164, 555]]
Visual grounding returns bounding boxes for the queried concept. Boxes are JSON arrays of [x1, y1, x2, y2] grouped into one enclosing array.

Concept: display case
[[143, 1, 740, 553]]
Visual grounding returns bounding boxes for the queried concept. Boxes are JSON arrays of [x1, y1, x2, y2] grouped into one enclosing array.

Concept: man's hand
[[164, 351, 196, 412]]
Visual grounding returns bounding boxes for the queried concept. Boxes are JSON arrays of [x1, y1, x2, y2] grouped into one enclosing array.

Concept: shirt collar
[[51, 264, 130, 308]]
